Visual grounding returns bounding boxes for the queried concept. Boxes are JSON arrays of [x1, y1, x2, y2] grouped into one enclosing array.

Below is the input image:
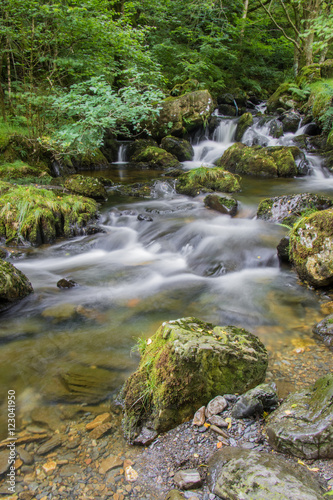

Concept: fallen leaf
[[216, 442, 222, 449]]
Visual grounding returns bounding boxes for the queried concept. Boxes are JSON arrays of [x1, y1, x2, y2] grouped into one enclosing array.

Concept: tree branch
[[258, 0, 300, 49], [278, 0, 300, 37]]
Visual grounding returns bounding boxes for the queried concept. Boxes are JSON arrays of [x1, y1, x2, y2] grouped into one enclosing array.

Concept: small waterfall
[[212, 119, 237, 144], [116, 144, 127, 163]]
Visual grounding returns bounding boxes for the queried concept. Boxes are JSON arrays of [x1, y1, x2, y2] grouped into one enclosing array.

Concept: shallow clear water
[[0, 112, 332, 437]]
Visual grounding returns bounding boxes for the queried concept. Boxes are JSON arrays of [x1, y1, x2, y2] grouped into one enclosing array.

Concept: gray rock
[[56, 278, 77, 289], [17, 447, 34, 465], [208, 447, 324, 499], [313, 314, 333, 348], [0, 450, 10, 475], [36, 435, 62, 455], [133, 427, 158, 446], [231, 383, 278, 419], [174, 469, 202, 490], [266, 374, 333, 459], [206, 397, 228, 419], [207, 416, 228, 428], [277, 236, 290, 263], [282, 111, 301, 133], [193, 406, 206, 426], [59, 465, 81, 477]]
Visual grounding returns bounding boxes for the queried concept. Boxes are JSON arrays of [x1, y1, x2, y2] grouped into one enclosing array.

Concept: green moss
[[0, 259, 33, 310], [76, 149, 109, 170], [235, 112, 253, 141], [176, 167, 241, 196], [0, 161, 52, 185], [122, 317, 267, 441], [64, 174, 107, 200], [0, 185, 98, 246], [131, 146, 180, 170]]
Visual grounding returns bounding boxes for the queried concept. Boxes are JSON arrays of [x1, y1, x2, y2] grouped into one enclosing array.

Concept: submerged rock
[[289, 209, 333, 287], [217, 143, 304, 178], [160, 136, 194, 162], [313, 314, 333, 348], [0, 259, 33, 311], [257, 193, 332, 226], [122, 317, 268, 442], [176, 167, 241, 197], [231, 383, 278, 419], [266, 374, 333, 459], [151, 90, 214, 139], [64, 174, 107, 201], [204, 194, 238, 216], [208, 447, 324, 499]]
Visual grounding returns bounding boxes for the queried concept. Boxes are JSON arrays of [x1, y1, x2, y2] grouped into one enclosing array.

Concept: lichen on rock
[[122, 317, 268, 443], [289, 209, 333, 287]]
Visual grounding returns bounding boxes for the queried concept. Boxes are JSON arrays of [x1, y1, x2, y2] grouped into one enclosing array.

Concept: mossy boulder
[[130, 146, 180, 170], [127, 139, 158, 160], [235, 112, 253, 141], [176, 167, 241, 197], [170, 79, 200, 97], [289, 209, 333, 287], [151, 90, 214, 139], [64, 174, 107, 201], [122, 317, 268, 442], [0, 259, 33, 311], [266, 83, 299, 113], [0, 184, 98, 246], [0, 161, 52, 185], [257, 193, 333, 226], [208, 448, 324, 500], [281, 111, 301, 133], [217, 143, 304, 178], [111, 182, 155, 199], [204, 194, 238, 216], [160, 136, 194, 162], [266, 374, 333, 459], [72, 149, 109, 171], [313, 314, 333, 349]]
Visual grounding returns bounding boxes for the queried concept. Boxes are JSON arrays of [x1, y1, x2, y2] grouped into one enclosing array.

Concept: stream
[[0, 110, 333, 439]]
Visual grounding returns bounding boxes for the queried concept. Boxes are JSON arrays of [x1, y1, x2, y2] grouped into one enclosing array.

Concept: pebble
[[89, 422, 112, 440], [99, 455, 123, 474], [36, 435, 62, 455], [85, 413, 111, 431], [193, 407, 206, 427]]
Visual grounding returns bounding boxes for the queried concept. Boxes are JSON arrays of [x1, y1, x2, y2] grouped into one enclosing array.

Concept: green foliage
[[0, 161, 52, 185], [40, 76, 165, 154]]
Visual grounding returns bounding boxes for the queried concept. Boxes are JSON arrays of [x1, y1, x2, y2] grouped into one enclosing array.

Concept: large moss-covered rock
[[313, 314, 333, 349], [0, 259, 33, 311], [208, 448, 324, 500], [217, 143, 304, 178], [289, 209, 333, 287], [235, 112, 253, 141], [281, 111, 301, 133], [170, 79, 200, 97], [176, 167, 241, 197], [130, 146, 180, 170], [0, 184, 98, 246], [122, 317, 268, 442], [257, 193, 333, 226], [0, 161, 52, 185], [72, 149, 109, 171], [151, 90, 214, 139], [266, 374, 333, 459], [266, 83, 299, 113], [64, 174, 107, 200], [160, 136, 194, 161]]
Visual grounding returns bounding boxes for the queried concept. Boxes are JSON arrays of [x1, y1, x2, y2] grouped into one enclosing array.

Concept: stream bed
[[0, 112, 332, 440]]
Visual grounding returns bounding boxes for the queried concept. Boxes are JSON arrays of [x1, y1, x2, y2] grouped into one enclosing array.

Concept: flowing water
[[1, 111, 333, 437]]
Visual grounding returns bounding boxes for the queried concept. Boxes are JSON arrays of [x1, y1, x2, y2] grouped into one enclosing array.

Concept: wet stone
[[99, 455, 123, 474], [313, 314, 333, 349], [193, 407, 206, 427], [231, 383, 278, 419], [17, 447, 34, 465], [36, 435, 62, 455], [56, 278, 78, 289], [59, 464, 81, 477], [207, 416, 228, 428], [0, 449, 10, 475], [133, 427, 158, 446], [174, 469, 202, 490]]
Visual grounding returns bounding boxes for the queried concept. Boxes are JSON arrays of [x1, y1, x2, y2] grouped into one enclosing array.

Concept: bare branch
[[258, 0, 300, 49], [278, 0, 300, 36]]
